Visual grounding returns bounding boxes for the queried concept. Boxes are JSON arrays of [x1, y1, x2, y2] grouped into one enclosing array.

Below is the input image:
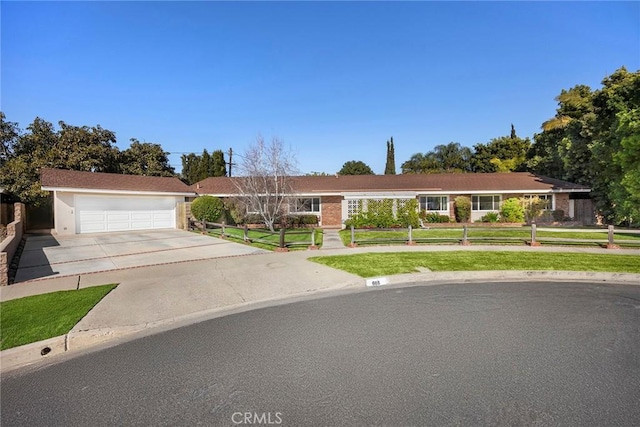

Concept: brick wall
[[321, 196, 343, 228], [555, 193, 570, 215]]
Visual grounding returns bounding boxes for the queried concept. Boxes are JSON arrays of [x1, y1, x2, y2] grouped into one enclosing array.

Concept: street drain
[[41, 347, 52, 356]]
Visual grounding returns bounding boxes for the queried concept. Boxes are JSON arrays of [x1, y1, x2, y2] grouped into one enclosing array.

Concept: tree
[[233, 135, 298, 232], [338, 160, 374, 175], [384, 137, 396, 175], [180, 148, 226, 184], [0, 117, 122, 206], [0, 112, 20, 166], [401, 142, 472, 174], [120, 139, 175, 176], [613, 109, 640, 224], [472, 127, 531, 173]]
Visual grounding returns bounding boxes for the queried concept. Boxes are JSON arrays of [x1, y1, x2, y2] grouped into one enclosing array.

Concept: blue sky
[[2, 1, 639, 176]]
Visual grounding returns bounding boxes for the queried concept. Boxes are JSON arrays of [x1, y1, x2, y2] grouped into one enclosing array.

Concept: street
[[2, 281, 639, 426]]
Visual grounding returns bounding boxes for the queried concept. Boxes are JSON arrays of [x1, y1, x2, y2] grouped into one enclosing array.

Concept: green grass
[[0, 284, 117, 350], [309, 251, 640, 277], [339, 227, 640, 246], [204, 227, 323, 251]]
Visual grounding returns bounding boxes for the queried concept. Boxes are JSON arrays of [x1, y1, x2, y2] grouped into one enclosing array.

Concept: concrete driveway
[[14, 230, 266, 283]]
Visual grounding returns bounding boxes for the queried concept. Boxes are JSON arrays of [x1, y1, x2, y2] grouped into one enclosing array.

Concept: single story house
[[41, 168, 196, 235], [193, 173, 592, 227]]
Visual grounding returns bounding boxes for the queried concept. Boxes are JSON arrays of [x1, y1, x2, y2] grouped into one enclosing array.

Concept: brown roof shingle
[[41, 168, 194, 194], [193, 173, 590, 195]]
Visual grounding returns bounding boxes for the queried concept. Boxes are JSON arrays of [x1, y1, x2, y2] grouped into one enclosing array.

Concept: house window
[[290, 197, 320, 213], [523, 194, 553, 210], [472, 195, 501, 211], [420, 196, 448, 211]]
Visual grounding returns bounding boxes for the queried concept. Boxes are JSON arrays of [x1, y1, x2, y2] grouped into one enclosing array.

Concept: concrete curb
[[2, 270, 639, 373]]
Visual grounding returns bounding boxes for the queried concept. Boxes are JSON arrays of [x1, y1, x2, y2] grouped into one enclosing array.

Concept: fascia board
[[42, 186, 197, 197]]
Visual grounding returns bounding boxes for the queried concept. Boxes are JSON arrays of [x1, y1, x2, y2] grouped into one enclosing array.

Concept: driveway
[[14, 230, 266, 283]]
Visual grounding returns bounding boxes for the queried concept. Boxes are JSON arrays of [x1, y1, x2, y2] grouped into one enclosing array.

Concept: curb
[[2, 270, 639, 373]]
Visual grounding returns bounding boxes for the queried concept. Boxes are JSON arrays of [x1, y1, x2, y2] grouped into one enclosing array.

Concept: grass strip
[[309, 252, 640, 277], [0, 284, 117, 350], [204, 228, 322, 251]]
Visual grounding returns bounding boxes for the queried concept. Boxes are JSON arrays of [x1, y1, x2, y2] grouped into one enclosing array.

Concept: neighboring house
[[193, 173, 592, 227], [41, 168, 196, 234]]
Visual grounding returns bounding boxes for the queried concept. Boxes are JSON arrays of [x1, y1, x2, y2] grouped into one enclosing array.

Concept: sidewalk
[[2, 243, 639, 371]]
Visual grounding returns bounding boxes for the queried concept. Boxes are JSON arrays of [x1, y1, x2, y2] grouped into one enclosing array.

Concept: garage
[[41, 168, 196, 235], [76, 195, 176, 233]]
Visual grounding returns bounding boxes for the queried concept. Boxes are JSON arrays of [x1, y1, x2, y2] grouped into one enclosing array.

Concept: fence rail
[[347, 224, 631, 249], [190, 220, 318, 250]]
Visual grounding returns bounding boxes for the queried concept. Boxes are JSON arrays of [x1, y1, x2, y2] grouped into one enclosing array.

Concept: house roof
[[193, 173, 590, 195], [41, 168, 195, 194]]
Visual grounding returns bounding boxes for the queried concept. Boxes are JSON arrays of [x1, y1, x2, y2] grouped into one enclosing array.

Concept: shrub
[[499, 198, 525, 223], [454, 196, 471, 223], [479, 212, 500, 223], [225, 199, 246, 225], [521, 196, 548, 223], [552, 209, 565, 222], [422, 211, 451, 223], [191, 196, 224, 222], [244, 213, 265, 224], [286, 215, 318, 227], [397, 199, 420, 228]]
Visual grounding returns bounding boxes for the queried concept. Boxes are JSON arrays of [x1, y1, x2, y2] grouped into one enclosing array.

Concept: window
[[290, 197, 320, 213], [420, 196, 448, 211], [523, 194, 553, 210], [472, 195, 501, 211]]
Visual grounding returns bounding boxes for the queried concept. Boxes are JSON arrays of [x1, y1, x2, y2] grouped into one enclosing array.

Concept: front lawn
[[309, 252, 640, 277], [0, 284, 117, 350], [204, 227, 322, 251]]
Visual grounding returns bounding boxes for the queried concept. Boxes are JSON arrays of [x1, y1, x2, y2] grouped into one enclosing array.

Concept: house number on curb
[[366, 277, 389, 287]]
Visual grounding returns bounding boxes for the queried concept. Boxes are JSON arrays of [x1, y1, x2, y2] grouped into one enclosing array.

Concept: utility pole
[[227, 147, 235, 177]]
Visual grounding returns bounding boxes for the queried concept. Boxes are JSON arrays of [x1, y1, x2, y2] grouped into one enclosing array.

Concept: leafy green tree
[[384, 137, 396, 175], [120, 139, 175, 176], [180, 149, 227, 184], [338, 160, 374, 175], [0, 112, 20, 166], [211, 149, 227, 177], [401, 142, 471, 174], [472, 127, 531, 173], [1, 117, 121, 206]]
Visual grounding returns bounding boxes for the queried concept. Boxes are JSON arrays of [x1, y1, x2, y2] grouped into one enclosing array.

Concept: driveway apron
[[13, 230, 266, 282]]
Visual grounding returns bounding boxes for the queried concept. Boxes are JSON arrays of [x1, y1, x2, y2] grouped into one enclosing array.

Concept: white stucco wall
[[54, 192, 76, 235]]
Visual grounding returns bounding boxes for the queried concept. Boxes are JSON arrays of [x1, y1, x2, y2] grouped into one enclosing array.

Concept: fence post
[[308, 227, 319, 250], [529, 223, 541, 246], [244, 225, 249, 242], [461, 225, 470, 245], [276, 228, 289, 252], [348, 225, 357, 248], [221, 221, 226, 238], [607, 225, 620, 249], [407, 225, 416, 245]]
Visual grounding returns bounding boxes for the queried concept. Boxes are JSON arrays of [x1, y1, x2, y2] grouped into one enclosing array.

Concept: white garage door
[[76, 195, 176, 233]]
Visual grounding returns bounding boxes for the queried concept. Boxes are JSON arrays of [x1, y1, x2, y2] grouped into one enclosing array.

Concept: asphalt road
[[2, 281, 640, 426]]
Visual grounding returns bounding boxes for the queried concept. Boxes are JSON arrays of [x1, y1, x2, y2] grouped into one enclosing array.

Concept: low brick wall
[[1, 219, 23, 286], [1, 203, 25, 286]]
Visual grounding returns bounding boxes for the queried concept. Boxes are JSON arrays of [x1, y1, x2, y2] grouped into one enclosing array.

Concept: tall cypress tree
[[385, 137, 396, 175]]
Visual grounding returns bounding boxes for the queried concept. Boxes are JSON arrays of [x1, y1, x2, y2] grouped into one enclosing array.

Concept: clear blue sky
[[2, 1, 639, 176]]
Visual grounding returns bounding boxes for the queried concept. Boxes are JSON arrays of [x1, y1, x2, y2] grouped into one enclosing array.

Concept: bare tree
[[233, 135, 298, 232]]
